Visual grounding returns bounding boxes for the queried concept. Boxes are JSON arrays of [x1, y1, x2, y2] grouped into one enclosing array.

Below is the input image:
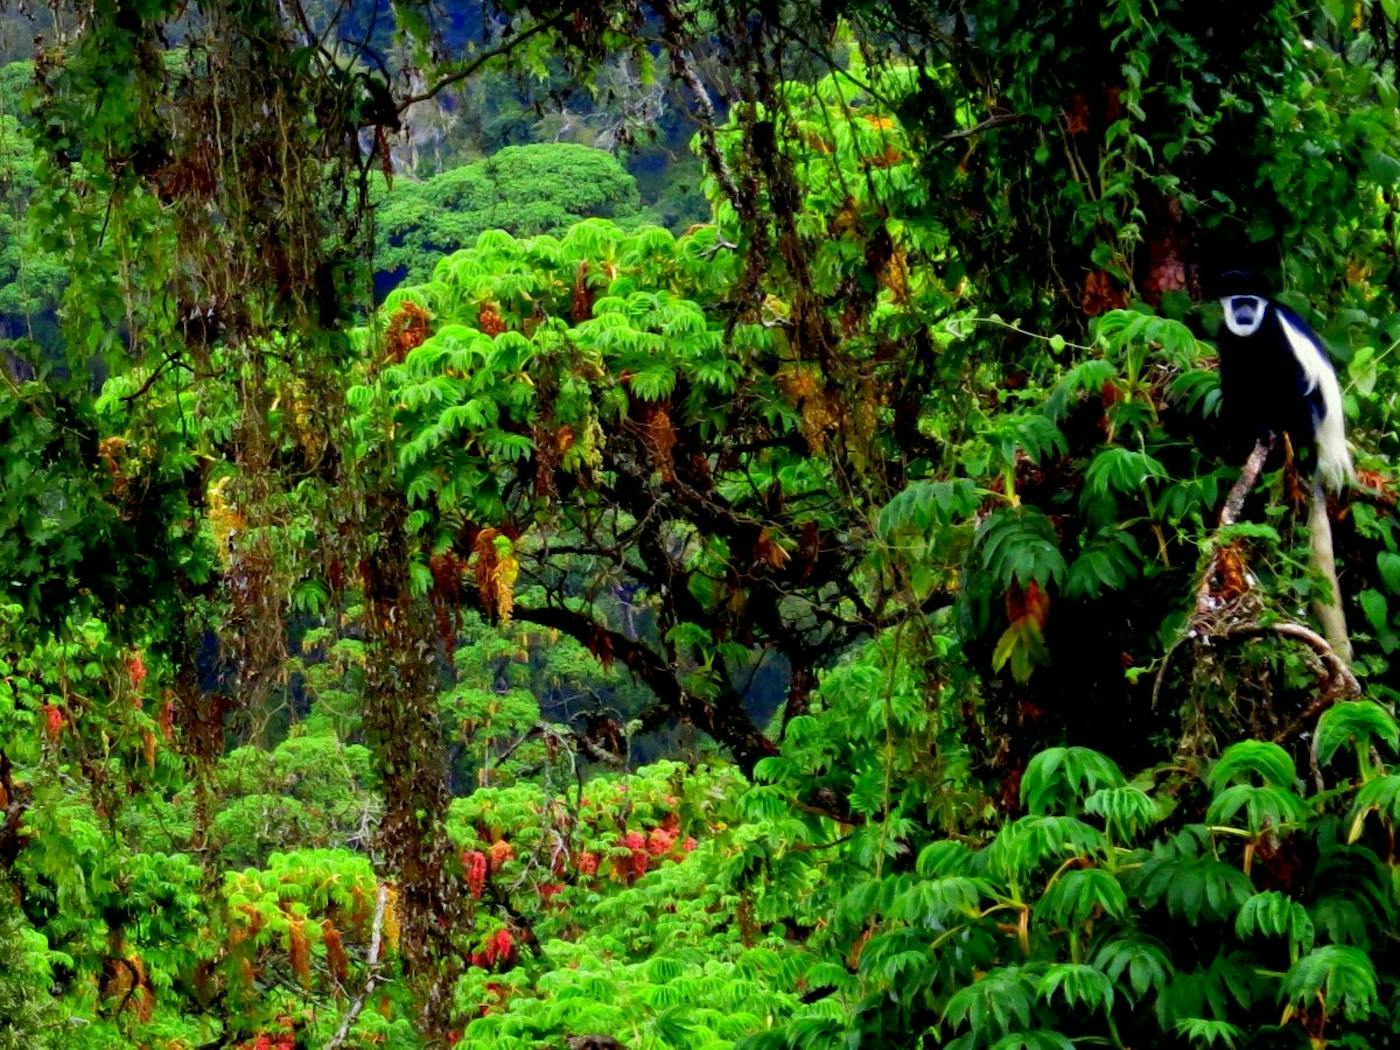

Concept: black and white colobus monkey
[[1215, 270, 1355, 660], [1215, 270, 1354, 492]]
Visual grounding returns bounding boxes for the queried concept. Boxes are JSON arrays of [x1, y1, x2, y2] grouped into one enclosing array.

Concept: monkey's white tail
[[1279, 314, 1354, 492], [1313, 364, 1354, 493]]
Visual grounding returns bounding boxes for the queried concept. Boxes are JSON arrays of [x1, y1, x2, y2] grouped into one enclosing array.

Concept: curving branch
[[395, 15, 568, 115], [511, 600, 777, 775], [1223, 621, 1360, 700], [936, 112, 1028, 144]]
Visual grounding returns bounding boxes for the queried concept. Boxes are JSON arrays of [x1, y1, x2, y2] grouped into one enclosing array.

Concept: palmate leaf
[[1021, 746, 1126, 816], [1094, 935, 1173, 1001], [651, 1003, 701, 1044], [345, 382, 375, 411], [745, 1016, 843, 1050], [1234, 891, 1314, 953], [988, 412, 1067, 468], [1173, 1018, 1243, 1048], [1168, 368, 1221, 418], [1205, 783, 1310, 835], [439, 399, 495, 432], [1045, 358, 1117, 421], [1158, 951, 1260, 1028], [1316, 700, 1400, 766], [877, 478, 980, 540], [1084, 784, 1162, 840], [1309, 843, 1395, 948], [1206, 740, 1298, 792], [405, 469, 441, 506], [943, 965, 1038, 1040], [1065, 527, 1141, 599], [1310, 894, 1383, 951], [1036, 867, 1127, 928], [1083, 446, 1167, 501], [975, 506, 1067, 590], [857, 927, 935, 991], [916, 839, 977, 878], [1282, 945, 1378, 1023], [1037, 963, 1115, 1014], [1159, 471, 1224, 522], [289, 578, 330, 616], [983, 815, 1105, 882], [478, 429, 534, 462], [887, 875, 988, 927], [642, 981, 686, 1009], [1094, 310, 1202, 367], [1139, 854, 1251, 924], [627, 364, 678, 401]]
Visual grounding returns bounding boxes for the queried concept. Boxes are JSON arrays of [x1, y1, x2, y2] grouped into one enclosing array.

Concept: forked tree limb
[[1220, 437, 1276, 529], [1196, 437, 1273, 616], [395, 16, 569, 114], [652, 0, 742, 212]]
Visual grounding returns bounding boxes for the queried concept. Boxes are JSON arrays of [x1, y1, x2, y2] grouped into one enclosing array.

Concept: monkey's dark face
[[1221, 295, 1267, 337]]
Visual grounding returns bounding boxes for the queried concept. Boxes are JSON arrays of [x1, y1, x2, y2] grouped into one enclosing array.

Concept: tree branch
[[395, 16, 568, 114], [650, 0, 742, 212], [513, 600, 777, 775], [1222, 621, 1360, 700], [937, 112, 1028, 144], [1197, 437, 1273, 615], [1219, 437, 1275, 528], [326, 880, 390, 1050]]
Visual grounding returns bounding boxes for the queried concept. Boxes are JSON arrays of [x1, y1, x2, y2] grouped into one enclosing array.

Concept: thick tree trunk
[[360, 500, 463, 1034]]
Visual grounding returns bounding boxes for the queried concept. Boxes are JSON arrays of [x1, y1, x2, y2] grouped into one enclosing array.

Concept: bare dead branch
[[1196, 437, 1273, 615], [651, 0, 742, 211], [327, 880, 390, 1050], [1219, 437, 1276, 528]]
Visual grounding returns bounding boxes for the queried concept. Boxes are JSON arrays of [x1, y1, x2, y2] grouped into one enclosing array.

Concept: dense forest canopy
[[3, 0, 1400, 1046]]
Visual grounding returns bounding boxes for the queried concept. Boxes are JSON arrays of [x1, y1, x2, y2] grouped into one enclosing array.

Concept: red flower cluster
[[488, 839, 515, 872], [126, 651, 148, 689], [469, 928, 515, 970], [463, 850, 488, 899], [42, 704, 62, 742]]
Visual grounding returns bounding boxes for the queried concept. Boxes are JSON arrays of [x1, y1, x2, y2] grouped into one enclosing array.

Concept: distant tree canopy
[[0, 66, 64, 356], [372, 143, 641, 294]]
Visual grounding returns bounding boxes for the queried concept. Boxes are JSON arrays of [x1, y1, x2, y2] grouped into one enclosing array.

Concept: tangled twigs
[[1157, 437, 1359, 718]]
